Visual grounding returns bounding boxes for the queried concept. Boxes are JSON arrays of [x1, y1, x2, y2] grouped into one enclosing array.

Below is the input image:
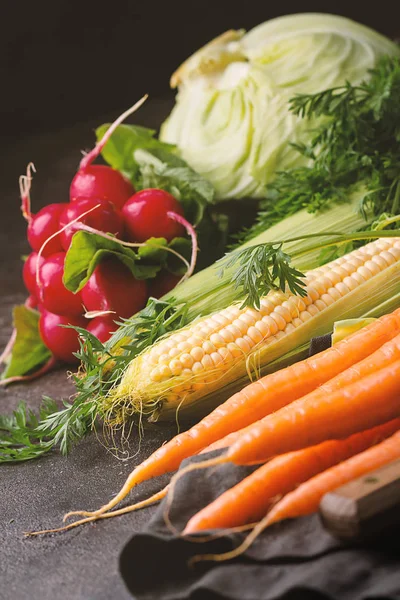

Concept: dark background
[[1, 0, 399, 140]]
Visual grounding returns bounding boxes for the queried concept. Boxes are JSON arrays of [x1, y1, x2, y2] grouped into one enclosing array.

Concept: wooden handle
[[319, 458, 400, 540]]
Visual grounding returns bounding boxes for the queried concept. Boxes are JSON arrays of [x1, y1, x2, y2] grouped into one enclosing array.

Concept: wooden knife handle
[[319, 458, 400, 540]]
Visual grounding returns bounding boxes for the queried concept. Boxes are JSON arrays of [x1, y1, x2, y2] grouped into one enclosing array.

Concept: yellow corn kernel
[[170, 359, 183, 376], [210, 352, 223, 367], [219, 328, 235, 343], [270, 312, 287, 331], [180, 353, 194, 369], [202, 340, 216, 354], [210, 333, 226, 347], [236, 338, 252, 353], [247, 325, 265, 344], [201, 354, 214, 369], [261, 315, 279, 335], [218, 347, 231, 362], [190, 347, 204, 362], [227, 342, 244, 358], [274, 305, 293, 323], [192, 362, 204, 375]]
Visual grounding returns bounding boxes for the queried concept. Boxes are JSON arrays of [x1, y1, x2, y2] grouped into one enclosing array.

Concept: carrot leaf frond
[[218, 243, 307, 309], [0, 399, 57, 462]]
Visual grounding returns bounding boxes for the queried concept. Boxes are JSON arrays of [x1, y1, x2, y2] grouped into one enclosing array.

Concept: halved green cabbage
[[160, 14, 399, 200]]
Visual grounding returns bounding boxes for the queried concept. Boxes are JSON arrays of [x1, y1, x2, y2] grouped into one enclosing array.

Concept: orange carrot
[[67, 309, 400, 520], [265, 428, 400, 526], [200, 430, 245, 454], [224, 359, 400, 467], [203, 330, 400, 454], [185, 418, 400, 533], [190, 430, 400, 565]]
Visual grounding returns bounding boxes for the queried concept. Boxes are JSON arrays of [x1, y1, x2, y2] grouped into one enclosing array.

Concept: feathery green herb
[[218, 243, 308, 309]]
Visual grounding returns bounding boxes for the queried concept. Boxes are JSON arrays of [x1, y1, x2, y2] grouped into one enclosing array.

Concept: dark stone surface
[[0, 98, 177, 600]]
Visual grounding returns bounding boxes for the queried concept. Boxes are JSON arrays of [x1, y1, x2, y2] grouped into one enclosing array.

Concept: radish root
[[167, 211, 198, 281], [19, 162, 36, 222], [79, 95, 148, 171]]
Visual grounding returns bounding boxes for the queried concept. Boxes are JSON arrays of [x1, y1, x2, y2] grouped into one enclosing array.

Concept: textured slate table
[[0, 98, 178, 600]]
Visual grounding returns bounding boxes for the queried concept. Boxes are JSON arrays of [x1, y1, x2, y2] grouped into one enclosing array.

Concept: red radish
[[59, 198, 124, 251], [70, 165, 134, 210], [149, 270, 181, 299], [70, 96, 147, 210], [81, 258, 148, 319], [26, 295, 38, 309], [122, 189, 185, 242], [23, 252, 45, 297], [39, 310, 86, 364], [39, 252, 83, 316], [27, 203, 67, 256], [86, 316, 118, 343]]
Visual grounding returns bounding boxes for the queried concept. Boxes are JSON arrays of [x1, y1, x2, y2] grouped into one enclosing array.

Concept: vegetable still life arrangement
[[1, 12, 400, 574]]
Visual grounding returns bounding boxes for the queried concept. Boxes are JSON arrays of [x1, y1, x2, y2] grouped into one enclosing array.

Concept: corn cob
[[104, 238, 400, 424]]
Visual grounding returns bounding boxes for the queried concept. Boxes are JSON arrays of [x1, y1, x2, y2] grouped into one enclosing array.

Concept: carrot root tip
[[63, 487, 169, 524], [63, 510, 97, 522], [23, 515, 97, 537]]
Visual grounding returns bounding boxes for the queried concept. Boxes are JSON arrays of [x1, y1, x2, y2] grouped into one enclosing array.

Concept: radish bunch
[[18, 100, 190, 369]]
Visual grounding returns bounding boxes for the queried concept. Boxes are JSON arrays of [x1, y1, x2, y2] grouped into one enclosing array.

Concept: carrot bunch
[[186, 429, 400, 566], [180, 328, 400, 544], [187, 418, 400, 533], [28, 307, 400, 538]]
